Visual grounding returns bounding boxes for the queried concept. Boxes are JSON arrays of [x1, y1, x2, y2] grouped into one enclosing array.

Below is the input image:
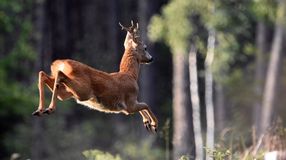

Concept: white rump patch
[[58, 63, 65, 72]]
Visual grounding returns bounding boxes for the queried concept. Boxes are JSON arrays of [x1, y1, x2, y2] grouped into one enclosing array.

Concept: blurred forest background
[[1, 0, 286, 159]]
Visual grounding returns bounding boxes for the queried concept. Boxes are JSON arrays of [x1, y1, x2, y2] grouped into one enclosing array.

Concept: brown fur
[[33, 23, 158, 132]]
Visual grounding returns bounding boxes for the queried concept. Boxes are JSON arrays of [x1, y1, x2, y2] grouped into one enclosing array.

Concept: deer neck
[[119, 49, 140, 80]]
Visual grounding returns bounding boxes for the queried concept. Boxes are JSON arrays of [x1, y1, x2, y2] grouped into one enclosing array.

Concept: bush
[[82, 149, 122, 160]]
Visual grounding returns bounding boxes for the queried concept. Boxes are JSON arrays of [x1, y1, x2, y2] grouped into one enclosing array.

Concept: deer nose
[[148, 57, 153, 63]]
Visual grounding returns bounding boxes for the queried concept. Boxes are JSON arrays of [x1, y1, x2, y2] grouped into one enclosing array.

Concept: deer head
[[119, 21, 153, 64]]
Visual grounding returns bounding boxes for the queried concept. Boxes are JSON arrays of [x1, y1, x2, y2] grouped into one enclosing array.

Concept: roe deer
[[32, 21, 158, 132]]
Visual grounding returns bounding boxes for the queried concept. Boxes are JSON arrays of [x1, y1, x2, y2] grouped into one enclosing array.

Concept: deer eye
[[144, 47, 147, 51]]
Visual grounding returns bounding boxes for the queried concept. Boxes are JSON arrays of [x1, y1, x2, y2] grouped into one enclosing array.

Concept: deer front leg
[[139, 111, 152, 131], [139, 103, 158, 133], [32, 71, 55, 116], [127, 102, 158, 133]]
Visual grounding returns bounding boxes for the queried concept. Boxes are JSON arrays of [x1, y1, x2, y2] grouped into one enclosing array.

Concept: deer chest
[[76, 96, 124, 114]]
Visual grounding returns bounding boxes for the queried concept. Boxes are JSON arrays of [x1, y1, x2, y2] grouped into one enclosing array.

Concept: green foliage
[[205, 147, 231, 160], [148, 15, 166, 43], [149, 0, 211, 54], [114, 137, 164, 160], [216, 3, 257, 89], [0, 0, 36, 114], [179, 155, 191, 160], [205, 145, 264, 160], [149, 0, 257, 80], [0, 0, 36, 117], [82, 149, 122, 160], [6, 107, 94, 159], [0, 0, 24, 33], [209, 8, 229, 31], [148, 0, 217, 54], [211, 124, 286, 160], [0, 84, 35, 117], [212, 33, 237, 82], [3, 122, 32, 158], [161, 119, 171, 160], [250, 0, 277, 22], [0, 0, 37, 158], [0, 0, 36, 113], [149, 0, 193, 54]]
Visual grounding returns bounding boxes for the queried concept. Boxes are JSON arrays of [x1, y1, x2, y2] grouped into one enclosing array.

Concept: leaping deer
[[32, 21, 158, 132]]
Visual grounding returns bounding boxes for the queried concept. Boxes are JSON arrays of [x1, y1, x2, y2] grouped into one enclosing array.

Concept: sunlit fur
[[33, 24, 158, 132]]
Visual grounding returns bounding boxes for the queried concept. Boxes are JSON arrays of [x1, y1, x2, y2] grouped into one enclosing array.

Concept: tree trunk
[[31, 0, 47, 159], [253, 22, 267, 135], [107, 0, 118, 71], [48, 0, 71, 60], [138, 0, 156, 109], [205, 28, 215, 160], [173, 52, 192, 160], [260, 0, 285, 134], [214, 83, 225, 132], [189, 45, 204, 160]]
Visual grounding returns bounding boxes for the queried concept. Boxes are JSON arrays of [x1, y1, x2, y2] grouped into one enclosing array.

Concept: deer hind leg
[[32, 71, 55, 116], [43, 70, 92, 114], [127, 102, 158, 133], [43, 71, 72, 114], [36, 71, 72, 100], [41, 73, 72, 101], [33, 71, 73, 116]]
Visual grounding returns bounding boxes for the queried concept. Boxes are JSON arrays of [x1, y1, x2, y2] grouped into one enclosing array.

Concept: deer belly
[[76, 97, 123, 114]]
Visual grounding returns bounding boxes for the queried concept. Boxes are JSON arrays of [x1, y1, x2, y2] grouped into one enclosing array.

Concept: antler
[[119, 20, 138, 33], [119, 20, 141, 42]]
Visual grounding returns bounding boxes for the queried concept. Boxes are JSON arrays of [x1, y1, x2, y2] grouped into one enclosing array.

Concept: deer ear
[[124, 32, 132, 49]]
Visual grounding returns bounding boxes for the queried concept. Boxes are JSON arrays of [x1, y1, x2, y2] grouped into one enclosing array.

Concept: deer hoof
[[32, 109, 43, 116], [43, 108, 55, 115], [144, 121, 152, 132], [151, 125, 157, 133]]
